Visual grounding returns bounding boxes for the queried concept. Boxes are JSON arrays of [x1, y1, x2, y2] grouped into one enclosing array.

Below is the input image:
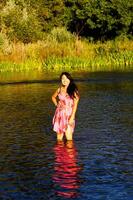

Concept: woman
[[52, 72, 79, 141]]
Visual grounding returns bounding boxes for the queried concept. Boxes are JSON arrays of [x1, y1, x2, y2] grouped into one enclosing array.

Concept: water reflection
[[53, 141, 81, 198]]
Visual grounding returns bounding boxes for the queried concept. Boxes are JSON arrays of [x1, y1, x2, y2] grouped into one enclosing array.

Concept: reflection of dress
[[53, 141, 81, 198], [53, 92, 75, 133]]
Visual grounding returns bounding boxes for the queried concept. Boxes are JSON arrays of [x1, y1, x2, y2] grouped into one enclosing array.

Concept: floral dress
[[53, 91, 75, 134]]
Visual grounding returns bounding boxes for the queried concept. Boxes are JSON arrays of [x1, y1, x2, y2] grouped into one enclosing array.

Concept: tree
[[0, 0, 132, 42], [36, 0, 65, 32], [64, 0, 133, 40], [0, 0, 42, 43]]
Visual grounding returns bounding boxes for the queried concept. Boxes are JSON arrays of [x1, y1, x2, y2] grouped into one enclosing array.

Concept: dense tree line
[[0, 0, 133, 43]]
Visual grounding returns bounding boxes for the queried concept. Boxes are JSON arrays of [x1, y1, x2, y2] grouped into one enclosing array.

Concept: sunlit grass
[[0, 35, 133, 72]]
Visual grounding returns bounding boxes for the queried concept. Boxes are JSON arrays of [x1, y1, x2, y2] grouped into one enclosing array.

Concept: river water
[[0, 72, 133, 200]]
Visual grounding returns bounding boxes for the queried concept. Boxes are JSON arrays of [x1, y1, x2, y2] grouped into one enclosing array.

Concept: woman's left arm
[[69, 93, 80, 124]]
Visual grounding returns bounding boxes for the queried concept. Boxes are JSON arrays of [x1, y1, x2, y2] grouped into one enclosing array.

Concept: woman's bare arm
[[69, 93, 80, 123], [52, 88, 59, 106]]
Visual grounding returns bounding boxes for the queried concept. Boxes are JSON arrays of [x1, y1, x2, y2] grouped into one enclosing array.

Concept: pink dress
[[53, 91, 75, 134]]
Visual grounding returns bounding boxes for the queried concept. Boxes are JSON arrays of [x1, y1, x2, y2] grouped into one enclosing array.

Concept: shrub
[[50, 27, 74, 43]]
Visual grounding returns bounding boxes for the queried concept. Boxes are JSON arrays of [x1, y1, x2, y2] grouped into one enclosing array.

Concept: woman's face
[[61, 75, 70, 87]]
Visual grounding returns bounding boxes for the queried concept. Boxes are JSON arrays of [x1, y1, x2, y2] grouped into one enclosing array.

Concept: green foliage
[[64, 0, 133, 40], [1, 0, 43, 43], [0, 37, 133, 72], [0, 33, 4, 47], [50, 27, 74, 43], [0, 0, 132, 42], [35, 0, 65, 32], [12, 11, 42, 43]]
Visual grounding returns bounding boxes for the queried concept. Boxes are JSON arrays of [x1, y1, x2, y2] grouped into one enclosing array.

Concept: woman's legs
[[65, 125, 73, 141], [57, 130, 73, 141], [56, 122, 74, 141], [57, 132, 64, 141]]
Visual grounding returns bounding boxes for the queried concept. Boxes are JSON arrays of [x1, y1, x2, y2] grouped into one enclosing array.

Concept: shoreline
[[0, 71, 133, 85]]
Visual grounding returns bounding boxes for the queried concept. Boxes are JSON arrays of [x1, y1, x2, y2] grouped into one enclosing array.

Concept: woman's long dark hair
[[60, 72, 79, 99]]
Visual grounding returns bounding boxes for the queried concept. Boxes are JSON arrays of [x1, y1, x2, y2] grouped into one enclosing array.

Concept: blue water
[[0, 72, 133, 199]]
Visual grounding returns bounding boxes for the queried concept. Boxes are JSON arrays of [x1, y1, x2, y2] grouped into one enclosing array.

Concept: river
[[0, 72, 133, 199]]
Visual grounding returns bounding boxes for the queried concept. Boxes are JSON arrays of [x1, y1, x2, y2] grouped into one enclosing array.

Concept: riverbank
[[0, 36, 133, 73]]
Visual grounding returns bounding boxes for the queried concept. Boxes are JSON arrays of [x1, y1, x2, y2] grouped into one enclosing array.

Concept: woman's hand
[[52, 88, 59, 106], [68, 117, 75, 126], [58, 100, 66, 109]]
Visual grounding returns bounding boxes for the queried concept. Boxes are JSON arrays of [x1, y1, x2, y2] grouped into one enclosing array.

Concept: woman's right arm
[[52, 88, 59, 107]]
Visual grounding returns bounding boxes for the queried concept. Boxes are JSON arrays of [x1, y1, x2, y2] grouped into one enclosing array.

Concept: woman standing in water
[[52, 72, 79, 141]]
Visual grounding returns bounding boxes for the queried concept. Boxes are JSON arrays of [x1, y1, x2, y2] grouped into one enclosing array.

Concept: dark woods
[[0, 0, 132, 43]]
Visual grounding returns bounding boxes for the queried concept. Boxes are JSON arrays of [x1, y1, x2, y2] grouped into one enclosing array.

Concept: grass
[[0, 35, 133, 72]]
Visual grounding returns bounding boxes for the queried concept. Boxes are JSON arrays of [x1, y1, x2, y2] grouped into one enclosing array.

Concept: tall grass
[[0, 28, 133, 72]]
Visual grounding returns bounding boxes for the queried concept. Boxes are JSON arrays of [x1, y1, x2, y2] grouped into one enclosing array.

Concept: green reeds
[[0, 31, 133, 72]]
